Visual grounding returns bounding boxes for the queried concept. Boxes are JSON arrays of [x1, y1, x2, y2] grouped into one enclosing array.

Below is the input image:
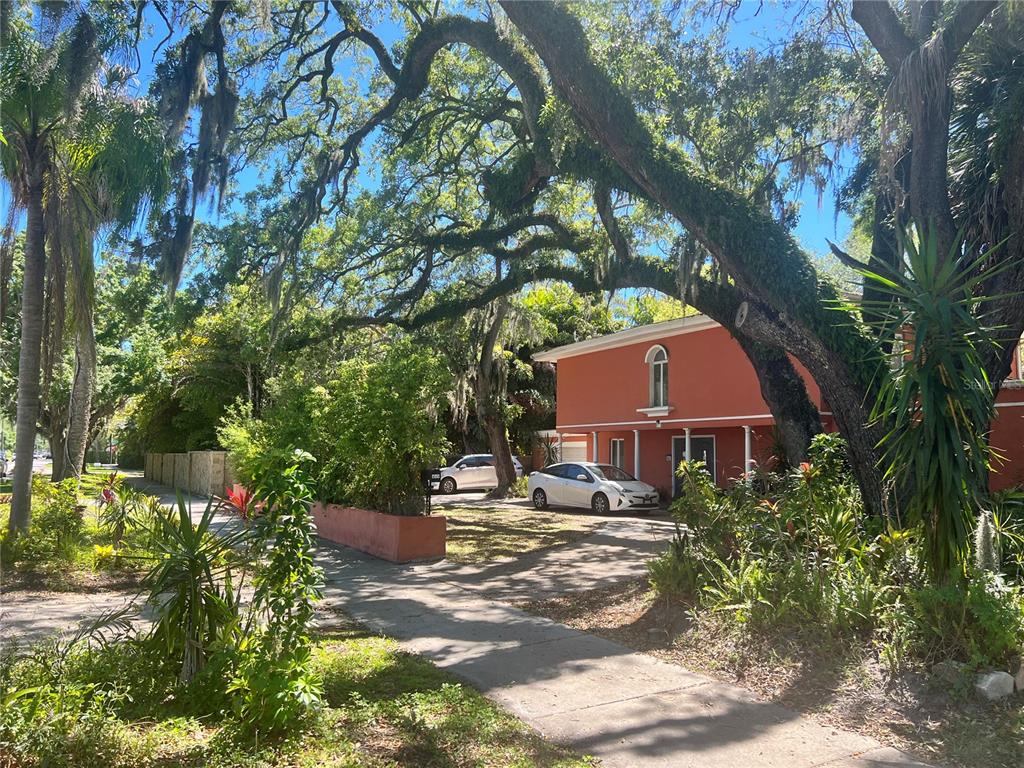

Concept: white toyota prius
[[527, 461, 661, 514], [437, 454, 524, 494]]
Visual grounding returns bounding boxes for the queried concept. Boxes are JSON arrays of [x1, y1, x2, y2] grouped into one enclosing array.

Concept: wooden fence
[[143, 451, 236, 498]]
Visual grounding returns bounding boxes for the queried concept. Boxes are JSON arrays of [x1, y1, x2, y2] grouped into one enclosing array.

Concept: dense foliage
[[650, 434, 1024, 671], [220, 340, 451, 514]]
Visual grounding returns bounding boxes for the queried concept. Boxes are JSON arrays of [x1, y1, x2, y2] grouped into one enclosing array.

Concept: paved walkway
[[2, 479, 934, 767]]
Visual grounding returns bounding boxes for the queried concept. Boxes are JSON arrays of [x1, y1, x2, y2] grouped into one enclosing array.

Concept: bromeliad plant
[[861, 223, 1006, 584], [220, 485, 256, 521], [98, 481, 149, 547]]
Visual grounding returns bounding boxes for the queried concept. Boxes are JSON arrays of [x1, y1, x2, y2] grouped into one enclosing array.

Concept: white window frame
[[645, 345, 669, 408], [610, 438, 625, 470]]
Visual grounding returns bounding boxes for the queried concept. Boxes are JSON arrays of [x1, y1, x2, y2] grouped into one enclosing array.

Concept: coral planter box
[[311, 502, 446, 563]]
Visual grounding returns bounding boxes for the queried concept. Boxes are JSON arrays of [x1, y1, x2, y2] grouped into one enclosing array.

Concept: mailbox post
[[421, 468, 441, 515]]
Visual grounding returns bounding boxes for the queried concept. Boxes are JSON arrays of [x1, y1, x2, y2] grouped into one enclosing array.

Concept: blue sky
[[2, 3, 852, 277], [708, 1, 854, 256]]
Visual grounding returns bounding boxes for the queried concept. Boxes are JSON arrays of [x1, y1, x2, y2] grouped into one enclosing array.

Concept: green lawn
[[1, 623, 595, 768], [0, 471, 151, 592]]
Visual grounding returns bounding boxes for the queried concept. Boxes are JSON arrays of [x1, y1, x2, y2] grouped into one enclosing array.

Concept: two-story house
[[533, 314, 1024, 496]]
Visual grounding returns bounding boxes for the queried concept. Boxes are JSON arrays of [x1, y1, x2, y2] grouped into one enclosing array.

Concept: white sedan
[[437, 454, 524, 494], [527, 461, 661, 514]]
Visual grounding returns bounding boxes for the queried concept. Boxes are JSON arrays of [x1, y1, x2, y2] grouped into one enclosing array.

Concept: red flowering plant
[[221, 485, 257, 521], [97, 472, 136, 546], [98, 471, 120, 506], [797, 461, 819, 485]]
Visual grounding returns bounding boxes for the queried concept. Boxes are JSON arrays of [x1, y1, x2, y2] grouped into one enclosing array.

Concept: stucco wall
[[554, 325, 820, 431], [145, 451, 232, 498], [991, 386, 1024, 490], [160, 454, 175, 486], [172, 453, 190, 492]]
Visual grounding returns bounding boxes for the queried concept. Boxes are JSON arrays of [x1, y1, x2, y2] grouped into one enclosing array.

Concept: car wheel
[[591, 492, 610, 515], [532, 488, 548, 510], [439, 477, 457, 495]]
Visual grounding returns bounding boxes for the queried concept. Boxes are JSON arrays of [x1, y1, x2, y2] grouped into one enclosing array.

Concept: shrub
[[229, 456, 324, 732], [16, 477, 84, 564], [219, 340, 451, 515], [509, 475, 529, 498], [881, 575, 1024, 668], [92, 543, 118, 570], [647, 528, 702, 600]]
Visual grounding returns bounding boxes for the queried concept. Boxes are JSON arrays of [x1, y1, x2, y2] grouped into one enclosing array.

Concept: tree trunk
[[733, 336, 821, 467], [58, 319, 95, 480], [50, 431, 67, 481], [475, 299, 517, 498], [9, 159, 47, 533]]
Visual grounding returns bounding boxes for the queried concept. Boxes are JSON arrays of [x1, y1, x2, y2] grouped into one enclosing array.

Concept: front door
[[671, 436, 716, 496]]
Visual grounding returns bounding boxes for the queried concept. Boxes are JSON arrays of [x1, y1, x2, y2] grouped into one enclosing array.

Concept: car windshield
[[590, 464, 635, 482]]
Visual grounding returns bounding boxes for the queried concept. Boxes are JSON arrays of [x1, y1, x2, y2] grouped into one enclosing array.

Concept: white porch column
[[557, 432, 564, 462], [592, 431, 598, 462], [743, 425, 753, 478], [684, 427, 692, 462], [633, 429, 640, 480]]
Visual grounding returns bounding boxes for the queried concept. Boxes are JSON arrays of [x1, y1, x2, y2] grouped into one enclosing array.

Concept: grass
[[441, 505, 602, 564], [0, 471, 151, 593], [518, 579, 1023, 768], [1, 619, 596, 768]]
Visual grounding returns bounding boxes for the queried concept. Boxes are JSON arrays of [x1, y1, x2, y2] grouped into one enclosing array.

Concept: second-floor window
[[646, 345, 668, 407]]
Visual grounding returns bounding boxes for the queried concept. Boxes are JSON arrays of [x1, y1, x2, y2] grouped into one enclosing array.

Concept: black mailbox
[[421, 468, 441, 490]]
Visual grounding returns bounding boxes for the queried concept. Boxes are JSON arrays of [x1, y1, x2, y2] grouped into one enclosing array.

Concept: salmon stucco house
[[533, 314, 1024, 497]]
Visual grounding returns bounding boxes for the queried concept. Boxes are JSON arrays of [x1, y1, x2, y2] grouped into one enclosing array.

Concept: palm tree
[[49, 91, 169, 481], [0, 12, 101, 531]]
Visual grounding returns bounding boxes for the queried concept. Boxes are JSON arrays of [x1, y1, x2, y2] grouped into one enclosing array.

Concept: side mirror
[[576, 474, 588, 481], [456, 465, 465, 470]]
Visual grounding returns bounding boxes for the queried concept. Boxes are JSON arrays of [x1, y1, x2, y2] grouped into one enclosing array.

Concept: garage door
[[559, 441, 589, 462]]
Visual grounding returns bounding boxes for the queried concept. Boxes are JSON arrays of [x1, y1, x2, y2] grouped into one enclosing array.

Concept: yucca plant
[[143, 493, 249, 684], [862, 222, 1007, 583]]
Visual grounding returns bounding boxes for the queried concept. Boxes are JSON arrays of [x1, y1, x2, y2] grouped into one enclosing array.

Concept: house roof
[[532, 314, 718, 363]]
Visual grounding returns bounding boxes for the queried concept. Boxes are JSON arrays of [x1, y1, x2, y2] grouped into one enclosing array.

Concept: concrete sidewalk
[[6, 478, 935, 767], [317, 541, 934, 768]]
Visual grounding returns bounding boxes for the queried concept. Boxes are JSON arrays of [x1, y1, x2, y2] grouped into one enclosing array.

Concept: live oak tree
[[215, 1, 1024, 523]]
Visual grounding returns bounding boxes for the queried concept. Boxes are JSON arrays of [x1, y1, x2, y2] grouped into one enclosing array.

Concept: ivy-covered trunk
[[475, 298, 517, 498], [732, 336, 821, 467]]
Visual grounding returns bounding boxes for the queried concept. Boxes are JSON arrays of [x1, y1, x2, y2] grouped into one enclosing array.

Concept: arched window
[[645, 345, 668, 407]]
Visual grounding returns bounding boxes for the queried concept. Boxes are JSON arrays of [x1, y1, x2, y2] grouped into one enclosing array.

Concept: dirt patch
[[1, 566, 145, 595], [442, 506, 601, 564], [517, 580, 1024, 768]]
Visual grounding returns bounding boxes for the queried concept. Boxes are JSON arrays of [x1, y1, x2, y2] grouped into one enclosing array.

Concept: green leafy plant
[[143, 494, 248, 684], [509, 475, 529, 497], [229, 455, 324, 732], [98, 479, 148, 547], [862, 224, 1004, 582], [16, 478, 84, 564], [219, 340, 451, 515]]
